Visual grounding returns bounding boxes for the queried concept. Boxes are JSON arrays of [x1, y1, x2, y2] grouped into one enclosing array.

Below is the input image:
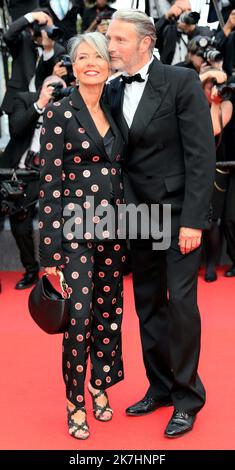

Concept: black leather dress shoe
[[164, 409, 196, 438], [15, 272, 39, 290], [224, 264, 235, 277], [204, 270, 217, 282], [126, 396, 172, 416]]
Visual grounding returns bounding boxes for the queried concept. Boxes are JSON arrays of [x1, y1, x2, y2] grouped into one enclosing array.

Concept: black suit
[[1, 91, 40, 275], [2, 91, 40, 168], [1, 15, 65, 115], [40, 0, 85, 41], [39, 87, 125, 266], [39, 87, 126, 405], [8, 1, 39, 20], [105, 59, 216, 414]]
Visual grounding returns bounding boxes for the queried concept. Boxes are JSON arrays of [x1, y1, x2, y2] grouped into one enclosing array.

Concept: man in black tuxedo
[[106, 9, 216, 438]]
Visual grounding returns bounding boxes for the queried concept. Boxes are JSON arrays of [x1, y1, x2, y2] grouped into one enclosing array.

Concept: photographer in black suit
[[1, 9, 65, 118], [1, 75, 66, 289]]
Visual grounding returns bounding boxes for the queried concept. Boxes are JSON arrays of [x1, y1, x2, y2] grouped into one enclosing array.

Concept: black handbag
[[28, 270, 70, 334]]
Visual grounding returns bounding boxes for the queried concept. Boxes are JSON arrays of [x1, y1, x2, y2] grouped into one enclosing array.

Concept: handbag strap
[[57, 269, 70, 299], [44, 270, 70, 299]]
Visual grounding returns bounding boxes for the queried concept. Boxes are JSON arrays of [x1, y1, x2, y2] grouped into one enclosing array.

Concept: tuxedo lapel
[[129, 59, 169, 148]]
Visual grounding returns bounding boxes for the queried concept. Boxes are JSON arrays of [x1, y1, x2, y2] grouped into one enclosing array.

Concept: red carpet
[[0, 269, 235, 450]]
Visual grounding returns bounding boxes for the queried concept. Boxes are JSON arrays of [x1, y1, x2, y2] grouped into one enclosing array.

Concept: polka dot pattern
[[61, 241, 125, 407], [39, 95, 125, 407]]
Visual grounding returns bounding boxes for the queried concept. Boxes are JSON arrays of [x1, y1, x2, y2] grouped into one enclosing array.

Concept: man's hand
[[31, 11, 51, 25], [178, 227, 202, 255], [53, 61, 67, 77], [199, 67, 227, 84], [165, 5, 182, 19], [36, 82, 55, 109]]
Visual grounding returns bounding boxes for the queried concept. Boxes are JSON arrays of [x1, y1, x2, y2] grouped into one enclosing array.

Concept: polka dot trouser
[[62, 241, 125, 408]]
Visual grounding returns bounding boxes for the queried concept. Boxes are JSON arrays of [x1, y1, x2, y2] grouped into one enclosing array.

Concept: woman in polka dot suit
[[39, 32, 126, 440]]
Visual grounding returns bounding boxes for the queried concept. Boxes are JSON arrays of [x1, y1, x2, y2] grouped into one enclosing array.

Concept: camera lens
[[198, 37, 208, 48], [205, 49, 223, 63]]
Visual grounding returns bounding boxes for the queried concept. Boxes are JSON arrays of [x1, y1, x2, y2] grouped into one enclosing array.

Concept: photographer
[[1, 9, 65, 118], [199, 67, 233, 282], [214, 8, 235, 76], [0, 75, 67, 289], [207, 1, 235, 75], [177, 35, 224, 73], [82, 0, 116, 33], [156, 10, 212, 65], [222, 76, 235, 277]]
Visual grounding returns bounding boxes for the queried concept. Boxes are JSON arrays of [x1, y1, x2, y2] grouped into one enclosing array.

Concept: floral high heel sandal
[[67, 405, 90, 439], [88, 385, 113, 422]]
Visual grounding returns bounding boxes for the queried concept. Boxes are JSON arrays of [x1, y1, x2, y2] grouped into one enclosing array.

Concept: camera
[[178, 11, 200, 25], [31, 21, 62, 41], [96, 11, 113, 24], [49, 82, 73, 101], [194, 36, 223, 64], [216, 82, 235, 100], [0, 178, 26, 217], [59, 54, 75, 84]]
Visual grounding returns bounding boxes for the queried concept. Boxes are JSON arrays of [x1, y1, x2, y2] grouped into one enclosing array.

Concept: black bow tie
[[121, 73, 145, 84]]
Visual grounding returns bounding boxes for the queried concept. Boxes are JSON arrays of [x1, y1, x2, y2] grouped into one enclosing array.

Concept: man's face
[[177, 22, 195, 35], [107, 20, 144, 73], [189, 53, 204, 71]]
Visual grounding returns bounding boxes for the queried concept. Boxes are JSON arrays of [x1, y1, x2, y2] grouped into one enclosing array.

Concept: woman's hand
[[199, 67, 227, 85], [44, 267, 58, 276]]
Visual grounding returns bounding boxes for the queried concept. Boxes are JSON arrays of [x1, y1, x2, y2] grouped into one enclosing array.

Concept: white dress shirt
[[123, 56, 154, 128], [50, 0, 72, 20]]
